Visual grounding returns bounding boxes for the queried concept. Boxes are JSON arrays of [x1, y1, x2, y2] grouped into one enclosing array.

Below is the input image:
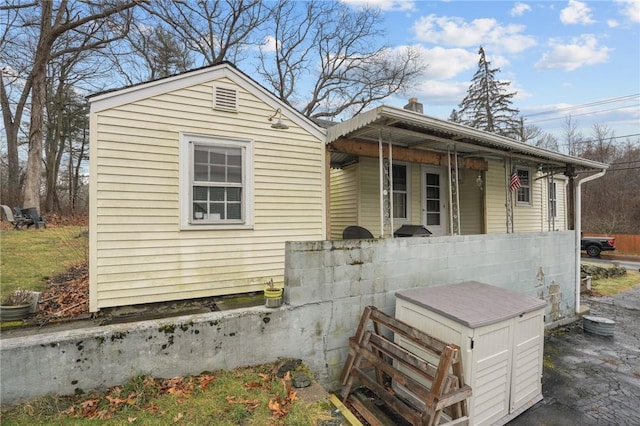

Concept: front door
[[422, 166, 448, 236]]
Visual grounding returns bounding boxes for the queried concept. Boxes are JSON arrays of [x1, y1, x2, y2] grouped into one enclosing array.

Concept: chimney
[[404, 97, 423, 114]]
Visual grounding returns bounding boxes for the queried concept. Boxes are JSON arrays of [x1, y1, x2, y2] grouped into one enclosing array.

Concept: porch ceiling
[[327, 106, 609, 172]]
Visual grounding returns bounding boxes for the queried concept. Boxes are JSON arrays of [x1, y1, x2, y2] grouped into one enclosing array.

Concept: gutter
[[574, 169, 607, 314]]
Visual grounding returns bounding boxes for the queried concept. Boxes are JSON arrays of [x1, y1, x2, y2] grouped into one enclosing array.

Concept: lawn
[[0, 225, 88, 300], [589, 269, 640, 296], [0, 362, 338, 425]]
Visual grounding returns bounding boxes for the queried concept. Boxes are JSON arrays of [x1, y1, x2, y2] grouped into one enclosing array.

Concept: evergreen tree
[[456, 46, 519, 137]]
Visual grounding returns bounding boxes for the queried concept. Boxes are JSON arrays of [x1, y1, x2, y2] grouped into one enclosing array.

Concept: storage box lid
[[396, 281, 546, 328]]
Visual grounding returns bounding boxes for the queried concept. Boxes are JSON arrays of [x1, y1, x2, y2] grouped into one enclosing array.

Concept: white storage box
[[395, 281, 546, 426]]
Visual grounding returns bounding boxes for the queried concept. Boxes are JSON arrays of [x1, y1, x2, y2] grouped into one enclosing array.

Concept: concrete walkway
[[510, 285, 640, 425]]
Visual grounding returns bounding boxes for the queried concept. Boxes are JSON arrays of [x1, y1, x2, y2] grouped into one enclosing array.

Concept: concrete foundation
[[1, 231, 577, 406]]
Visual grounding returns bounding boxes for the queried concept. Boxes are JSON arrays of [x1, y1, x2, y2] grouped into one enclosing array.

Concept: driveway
[[510, 285, 640, 425]]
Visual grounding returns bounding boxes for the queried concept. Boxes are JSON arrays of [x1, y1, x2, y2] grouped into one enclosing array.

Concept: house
[[327, 98, 606, 240], [88, 62, 326, 312], [2, 64, 610, 408], [89, 63, 607, 315]]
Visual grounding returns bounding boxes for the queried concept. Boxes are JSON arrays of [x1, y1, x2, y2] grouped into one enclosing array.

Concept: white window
[[393, 164, 409, 219], [180, 133, 253, 229], [548, 182, 557, 218], [516, 168, 531, 205]]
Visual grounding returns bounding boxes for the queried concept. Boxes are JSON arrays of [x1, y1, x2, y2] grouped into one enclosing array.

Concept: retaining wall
[[0, 231, 577, 406]]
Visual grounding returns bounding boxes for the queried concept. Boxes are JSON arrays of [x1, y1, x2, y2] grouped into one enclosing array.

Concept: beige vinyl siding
[[540, 175, 567, 231], [358, 157, 383, 235], [330, 164, 358, 239], [484, 159, 567, 234], [512, 167, 542, 233], [410, 164, 421, 225], [91, 76, 324, 310], [458, 172, 484, 235], [484, 159, 508, 233]]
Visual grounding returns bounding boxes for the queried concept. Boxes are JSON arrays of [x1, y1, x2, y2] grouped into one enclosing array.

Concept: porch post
[[379, 130, 384, 238], [505, 159, 514, 233]]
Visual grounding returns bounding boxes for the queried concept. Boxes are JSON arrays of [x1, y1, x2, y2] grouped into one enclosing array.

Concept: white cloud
[[414, 46, 478, 79], [412, 15, 536, 54], [607, 19, 620, 28], [261, 35, 277, 53], [616, 0, 640, 23], [560, 0, 595, 25], [511, 3, 532, 17], [341, 0, 416, 12], [535, 34, 612, 71]]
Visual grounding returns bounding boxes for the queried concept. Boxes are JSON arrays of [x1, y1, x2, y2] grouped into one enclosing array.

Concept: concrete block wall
[[285, 231, 577, 389], [0, 305, 333, 406], [0, 231, 576, 405]]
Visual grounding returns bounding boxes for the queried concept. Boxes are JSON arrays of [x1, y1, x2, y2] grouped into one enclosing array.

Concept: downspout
[[574, 169, 606, 314]]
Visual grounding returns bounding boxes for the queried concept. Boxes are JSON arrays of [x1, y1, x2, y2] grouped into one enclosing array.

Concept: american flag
[[510, 170, 521, 192]]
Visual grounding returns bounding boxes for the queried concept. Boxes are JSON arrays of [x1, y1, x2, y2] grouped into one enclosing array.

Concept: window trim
[[515, 167, 532, 206], [179, 132, 253, 230], [548, 181, 557, 219], [392, 163, 410, 221]]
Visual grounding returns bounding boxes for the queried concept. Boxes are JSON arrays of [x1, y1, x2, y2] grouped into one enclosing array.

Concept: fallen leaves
[[8, 361, 318, 425], [35, 261, 90, 320]]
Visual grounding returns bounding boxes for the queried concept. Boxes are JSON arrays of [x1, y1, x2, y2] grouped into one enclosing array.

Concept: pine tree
[[456, 47, 519, 137]]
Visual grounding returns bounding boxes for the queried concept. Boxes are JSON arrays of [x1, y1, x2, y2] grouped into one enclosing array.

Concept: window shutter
[[213, 86, 238, 111]]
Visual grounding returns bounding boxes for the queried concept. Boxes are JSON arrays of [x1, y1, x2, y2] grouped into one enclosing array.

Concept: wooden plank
[[368, 307, 452, 356], [330, 394, 364, 426], [341, 306, 373, 384], [349, 391, 396, 426], [368, 333, 439, 380], [351, 340, 433, 404], [330, 138, 488, 171], [351, 368, 423, 425], [340, 306, 471, 426]]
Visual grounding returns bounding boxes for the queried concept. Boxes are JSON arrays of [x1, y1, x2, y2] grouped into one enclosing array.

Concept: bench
[[340, 306, 472, 426], [1, 205, 46, 230]]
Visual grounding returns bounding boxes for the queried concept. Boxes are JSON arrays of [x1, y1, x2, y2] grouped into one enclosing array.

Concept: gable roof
[[88, 62, 326, 141], [327, 105, 608, 172]]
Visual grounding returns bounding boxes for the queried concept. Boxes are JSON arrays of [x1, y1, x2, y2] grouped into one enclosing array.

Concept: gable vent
[[213, 86, 238, 112]]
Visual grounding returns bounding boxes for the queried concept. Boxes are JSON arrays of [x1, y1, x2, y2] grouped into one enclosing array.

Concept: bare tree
[[561, 115, 584, 157], [1, 2, 37, 205], [144, 0, 269, 66], [3, 0, 140, 213], [109, 19, 195, 86], [256, 1, 423, 119], [581, 127, 640, 234]]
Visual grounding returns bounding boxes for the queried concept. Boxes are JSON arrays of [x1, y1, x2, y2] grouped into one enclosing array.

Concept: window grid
[[393, 164, 408, 219], [192, 144, 243, 222], [516, 168, 531, 204], [548, 182, 557, 218]]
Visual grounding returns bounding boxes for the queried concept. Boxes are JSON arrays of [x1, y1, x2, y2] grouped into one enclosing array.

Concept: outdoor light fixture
[[476, 172, 483, 191], [268, 108, 289, 130]]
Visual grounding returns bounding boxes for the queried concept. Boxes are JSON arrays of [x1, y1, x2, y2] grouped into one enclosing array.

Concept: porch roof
[[326, 106, 608, 172]]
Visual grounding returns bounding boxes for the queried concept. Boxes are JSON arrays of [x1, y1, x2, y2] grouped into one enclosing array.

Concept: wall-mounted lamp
[[268, 108, 289, 130], [476, 172, 484, 191]]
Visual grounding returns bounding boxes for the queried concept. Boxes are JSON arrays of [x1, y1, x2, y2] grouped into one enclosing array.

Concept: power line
[[523, 93, 640, 118], [527, 104, 639, 124]]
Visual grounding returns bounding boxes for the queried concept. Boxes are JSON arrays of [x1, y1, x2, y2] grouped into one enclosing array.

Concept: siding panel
[[91, 73, 325, 310]]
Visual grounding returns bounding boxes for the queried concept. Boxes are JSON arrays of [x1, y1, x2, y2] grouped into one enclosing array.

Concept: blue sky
[[343, 0, 640, 143]]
